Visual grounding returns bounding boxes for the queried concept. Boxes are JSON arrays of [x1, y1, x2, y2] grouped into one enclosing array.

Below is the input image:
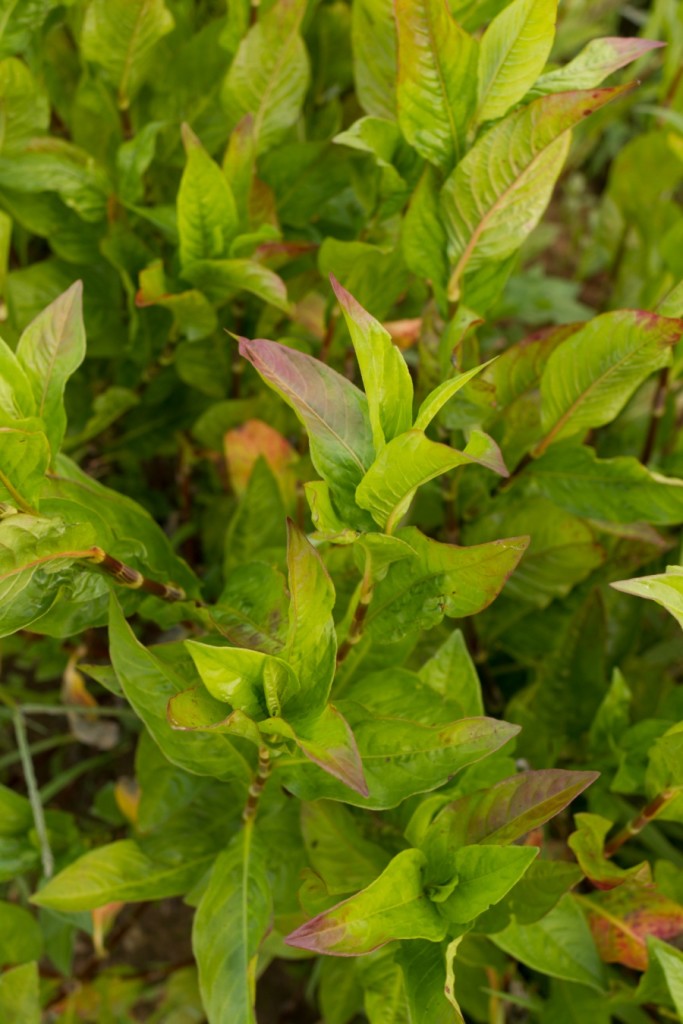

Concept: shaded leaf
[[178, 124, 238, 270]]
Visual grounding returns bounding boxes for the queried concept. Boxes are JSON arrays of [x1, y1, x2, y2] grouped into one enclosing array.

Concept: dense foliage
[[0, 0, 683, 1021]]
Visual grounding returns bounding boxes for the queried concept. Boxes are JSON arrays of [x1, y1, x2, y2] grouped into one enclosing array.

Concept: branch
[[84, 547, 186, 602], [604, 789, 677, 858]]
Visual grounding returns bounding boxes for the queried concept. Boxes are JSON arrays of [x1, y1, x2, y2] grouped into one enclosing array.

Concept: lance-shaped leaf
[[395, 0, 477, 171], [282, 521, 337, 713], [279, 702, 519, 809], [367, 527, 528, 641], [402, 166, 449, 312], [167, 686, 261, 746], [535, 310, 683, 455], [16, 281, 85, 458], [185, 641, 299, 720], [261, 704, 368, 797], [582, 884, 683, 972], [177, 124, 238, 270], [32, 838, 214, 912], [397, 940, 456, 1024], [492, 894, 605, 990], [352, 0, 396, 119], [419, 629, 483, 717], [0, 514, 97, 638], [530, 444, 683, 525], [532, 37, 664, 96], [331, 274, 413, 450], [476, 0, 557, 124], [611, 566, 683, 630], [0, 420, 50, 512], [636, 937, 683, 1018], [183, 260, 289, 312], [0, 337, 34, 419], [239, 337, 375, 526], [443, 86, 630, 301], [81, 0, 174, 108], [434, 844, 538, 924], [193, 827, 272, 1024], [0, 963, 40, 1024], [222, 0, 310, 155], [414, 361, 493, 431], [422, 769, 598, 880], [109, 598, 252, 786], [356, 429, 507, 531], [286, 849, 446, 955]]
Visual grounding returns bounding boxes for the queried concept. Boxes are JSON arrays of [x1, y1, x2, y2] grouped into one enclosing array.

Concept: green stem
[[13, 710, 54, 878], [242, 746, 271, 824], [604, 790, 677, 858]]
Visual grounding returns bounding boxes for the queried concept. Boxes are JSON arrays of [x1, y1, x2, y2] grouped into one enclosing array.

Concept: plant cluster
[[0, 0, 682, 1022]]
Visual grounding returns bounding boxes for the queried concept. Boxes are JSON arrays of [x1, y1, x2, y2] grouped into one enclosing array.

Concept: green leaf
[[238, 337, 375, 526], [286, 850, 447, 955], [0, 903, 42, 965], [419, 629, 483, 717], [568, 814, 649, 889], [356, 429, 506, 532], [582, 882, 683, 972], [116, 120, 165, 204], [261, 704, 368, 797], [32, 838, 213, 912], [492, 894, 605, 989], [532, 37, 664, 96], [301, 801, 391, 896], [0, 963, 40, 1024], [535, 310, 683, 455], [476, 0, 557, 125], [414, 362, 493, 431], [331, 274, 413, 451], [638, 936, 683, 1018], [108, 597, 252, 785], [402, 166, 449, 312], [351, 0, 397, 120], [0, 336, 35, 419], [183, 259, 289, 312], [222, 0, 309, 155], [81, 0, 175, 108], [530, 444, 683, 525], [395, 0, 477, 171], [611, 566, 683, 630], [177, 124, 238, 270], [422, 770, 598, 875], [281, 521, 337, 712], [16, 281, 85, 458], [193, 826, 271, 1024], [0, 513, 97, 637], [484, 860, 583, 928], [184, 641, 298, 719], [443, 86, 629, 301], [397, 940, 455, 1024], [436, 845, 538, 924], [280, 702, 519, 809], [0, 58, 49, 154], [367, 527, 528, 641], [0, 420, 50, 512]]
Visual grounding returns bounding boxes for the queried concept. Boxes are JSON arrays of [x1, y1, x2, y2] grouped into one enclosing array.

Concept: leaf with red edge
[[286, 849, 446, 956], [224, 419, 296, 498], [582, 883, 683, 971], [568, 813, 651, 890]]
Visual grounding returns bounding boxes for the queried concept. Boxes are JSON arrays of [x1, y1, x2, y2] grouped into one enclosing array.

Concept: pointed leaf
[[568, 814, 650, 890], [532, 37, 664, 96], [0, 963, 40, 1024], [183, 259, 289, 311], [286, 850, 446, 955], [239, 337, 374, 525], [221, 0, 310, 155], [582, 884, 683, 972], [443, 87, 630, 301], [477, 0, 558, 124], [331, 274, 413, 450], [167, 686, 261, 747], [301, 802, 391, 896], [422, 769, 598, 877], [531, 444, 683, 525], [193, 827, 271, 1024], [352, 0, 397, 119], [177, 124, 238, 270], [0, 421, 50, 512], [395, 0, 477, 171], [367, 527, 528, 641], [185, 641, 299, 719], [280, 702, 519, 809], [611, 566, 683, 630], [414, 361, 493, 431], [536, 311, 683, 455], [419, 629, 483, 717], [397, 940, 455, 1024], [16, 282, 85, 457], [0, 336, 35, 419], [492, 894, 605, 989]]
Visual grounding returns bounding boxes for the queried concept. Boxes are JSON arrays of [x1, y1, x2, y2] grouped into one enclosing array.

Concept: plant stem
[[336, 565, 374, 665], [84, 547, 186, 601], [640, 367, 669, 465], [243, 746, 271, 823], [604, 789, 677, 858], [13, 710, 54, 878]]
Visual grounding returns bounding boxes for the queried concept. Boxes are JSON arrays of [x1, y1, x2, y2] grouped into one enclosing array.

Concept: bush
[[1, 0, 682, 1021]]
